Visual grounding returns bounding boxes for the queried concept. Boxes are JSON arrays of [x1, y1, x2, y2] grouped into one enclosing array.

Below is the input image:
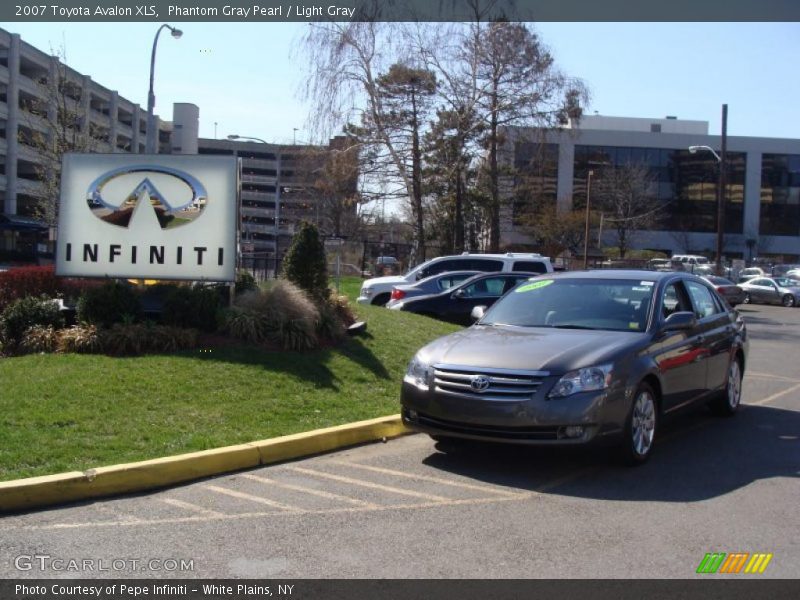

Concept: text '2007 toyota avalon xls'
[[401, 270, 748, 464]]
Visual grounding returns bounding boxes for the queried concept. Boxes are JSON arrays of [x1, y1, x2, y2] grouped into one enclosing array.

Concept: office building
[[503, 115, 800, 261]]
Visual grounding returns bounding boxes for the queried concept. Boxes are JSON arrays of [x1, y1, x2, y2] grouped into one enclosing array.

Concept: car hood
[[417, 324, 645, 374], [362, 275, 409, 288]]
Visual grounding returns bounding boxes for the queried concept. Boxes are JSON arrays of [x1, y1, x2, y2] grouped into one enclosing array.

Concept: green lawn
[[0, 303, 459, 482]]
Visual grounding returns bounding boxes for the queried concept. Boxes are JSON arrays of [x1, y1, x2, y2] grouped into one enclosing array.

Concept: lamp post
[[146, 24, 182, 154], [688, 103, 728, 276], [227, 134, 281, 269], [582, 170, 594, 270]]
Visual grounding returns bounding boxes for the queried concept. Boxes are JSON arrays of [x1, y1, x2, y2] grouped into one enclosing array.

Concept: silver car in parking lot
[[401, 270, 748, 464], [739, 277, 800, 307]]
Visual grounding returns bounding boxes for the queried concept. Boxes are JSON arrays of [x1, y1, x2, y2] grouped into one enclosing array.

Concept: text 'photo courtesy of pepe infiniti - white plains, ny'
[[56, 153, 238, 282]]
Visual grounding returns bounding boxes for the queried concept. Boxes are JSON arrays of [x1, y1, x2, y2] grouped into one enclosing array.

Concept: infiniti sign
[[57, 154, 237, 282]]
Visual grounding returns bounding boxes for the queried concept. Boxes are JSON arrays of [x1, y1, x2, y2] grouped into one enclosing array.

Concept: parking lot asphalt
[[1, 303, 799, 579]]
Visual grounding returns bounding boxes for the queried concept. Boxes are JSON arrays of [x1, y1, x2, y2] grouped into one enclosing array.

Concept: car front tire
[[620, 382, 658, 466], [782, 294, 796, 307]]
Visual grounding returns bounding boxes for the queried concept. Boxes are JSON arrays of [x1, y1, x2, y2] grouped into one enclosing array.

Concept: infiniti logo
[[470, 375, 491, 393], [86, 165, 208, 229]]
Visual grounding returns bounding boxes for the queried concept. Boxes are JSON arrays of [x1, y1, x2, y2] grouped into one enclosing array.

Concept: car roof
[[542, 269, 689, 282]]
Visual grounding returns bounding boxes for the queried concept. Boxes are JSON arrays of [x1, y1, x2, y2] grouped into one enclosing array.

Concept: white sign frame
[[56, 154, 238, 282]]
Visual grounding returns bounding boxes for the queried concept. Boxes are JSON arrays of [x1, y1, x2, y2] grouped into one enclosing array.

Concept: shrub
[[19, 325, 58, 354], [281, 221, 329, 301], [316, 303, 346, 342], [162, 285, 224, 332], [77, 281, 142, 327], [224, 307, 272, 344], [327, 293, 357, 327], [228, 281, 321, 350], [99, 323, 197, 356], [0, 296, 65, 347], [235, 270, 258, 295], [57, 325, 102, 354], [0, 265, 100, 312]]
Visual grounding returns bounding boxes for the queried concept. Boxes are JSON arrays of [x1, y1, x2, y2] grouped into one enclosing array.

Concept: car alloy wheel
[[622, 383, 657, 465], [711, 357, 743, 417], [782, 294, 795, 307]]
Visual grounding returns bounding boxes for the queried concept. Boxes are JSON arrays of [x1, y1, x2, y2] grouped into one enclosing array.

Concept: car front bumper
[[400, 379, 629, 446]]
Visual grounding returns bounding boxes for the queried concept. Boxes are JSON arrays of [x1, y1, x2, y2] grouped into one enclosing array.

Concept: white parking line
[[242, 473, 379, 508], [204, 485, 305, 512], [159, 497, 225, 517], [747, 371, 800, 384], [747, 382, 800, 407], [287, 466, 450, 502], [329, 460, 523, 497]]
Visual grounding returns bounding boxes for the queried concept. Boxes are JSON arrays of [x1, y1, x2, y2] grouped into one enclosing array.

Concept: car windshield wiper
[[550, 324, 597, 330]]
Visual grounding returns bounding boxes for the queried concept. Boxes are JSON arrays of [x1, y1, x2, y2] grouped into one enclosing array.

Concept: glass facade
[[760, 154, 800, 236], [572, 145, 746, 234], [512, 141, 559, 225]]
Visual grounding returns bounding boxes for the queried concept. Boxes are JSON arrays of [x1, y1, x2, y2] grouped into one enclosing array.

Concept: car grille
[[414, 411, 560, 440], [433, 364, 548, 401]]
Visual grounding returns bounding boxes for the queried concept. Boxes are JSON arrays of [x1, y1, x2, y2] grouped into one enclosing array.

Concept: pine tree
[[281, 221, 329, 301]]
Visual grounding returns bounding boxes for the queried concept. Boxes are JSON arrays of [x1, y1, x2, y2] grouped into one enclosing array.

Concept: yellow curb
[[0, 415, 410, 513]]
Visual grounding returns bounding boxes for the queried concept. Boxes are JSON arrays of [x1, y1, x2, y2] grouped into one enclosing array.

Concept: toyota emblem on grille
[[470, 375, 491, 393]]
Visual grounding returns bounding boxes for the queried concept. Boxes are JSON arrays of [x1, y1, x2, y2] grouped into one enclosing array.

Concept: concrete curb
[[0, 415, 409, 513]]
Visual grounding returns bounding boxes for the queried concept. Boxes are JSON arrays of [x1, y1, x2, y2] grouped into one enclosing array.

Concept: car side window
[[661, 282, 692, 320], [685, 281, 720, 319], [419, 260, 459, 279], [512, 261, 547, 274], [463, 277, 506, 298], [469, 259, 504, 272]]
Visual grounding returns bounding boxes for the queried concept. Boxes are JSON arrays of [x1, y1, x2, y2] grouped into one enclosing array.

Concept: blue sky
[[4, 22, 799, 143]]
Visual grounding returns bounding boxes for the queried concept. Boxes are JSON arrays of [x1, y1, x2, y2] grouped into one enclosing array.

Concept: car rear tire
[[743, 293, 751, 304], [620, 382, 658, 466], [710, 357, 743, 417], [782, 294, 795, 307], [372, 293, 391, 307]]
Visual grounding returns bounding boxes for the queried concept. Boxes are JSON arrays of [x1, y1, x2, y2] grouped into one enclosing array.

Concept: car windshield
[[480, 278, 654, 332], [774, 277, 798, 287]]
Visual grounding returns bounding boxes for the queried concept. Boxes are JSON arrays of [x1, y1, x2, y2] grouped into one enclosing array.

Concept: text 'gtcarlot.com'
[[14, 554, 195, 573]]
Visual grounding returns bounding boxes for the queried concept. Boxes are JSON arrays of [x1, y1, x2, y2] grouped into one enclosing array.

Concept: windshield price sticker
[[516, 279, 554, 293]]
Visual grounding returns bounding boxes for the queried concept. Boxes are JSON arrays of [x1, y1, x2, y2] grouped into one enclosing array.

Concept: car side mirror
[[470, 305, 486, 322], [452, 288, 466, 299], [662, 311, 697, 332]]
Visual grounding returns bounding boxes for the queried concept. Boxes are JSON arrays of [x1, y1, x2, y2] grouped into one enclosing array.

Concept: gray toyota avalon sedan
[[400, 270, 748, 464]]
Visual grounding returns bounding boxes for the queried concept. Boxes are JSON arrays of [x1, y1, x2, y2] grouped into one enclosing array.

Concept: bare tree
[[593, 163, 662, 259], [22, 47, 97, 226]]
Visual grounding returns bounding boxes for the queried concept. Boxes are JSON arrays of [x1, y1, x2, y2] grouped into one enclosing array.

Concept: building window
[[650, 124, 662, 133], [572, 145, 746, 235], [760, 154, 800, 236]]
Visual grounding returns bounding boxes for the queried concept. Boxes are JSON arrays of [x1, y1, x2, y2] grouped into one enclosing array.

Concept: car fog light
[[408, 410, 418, 421], [564, 425, 585, 438]]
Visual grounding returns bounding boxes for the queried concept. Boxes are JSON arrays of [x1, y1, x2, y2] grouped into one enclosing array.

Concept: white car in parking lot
[[357, 253, 553, 306]]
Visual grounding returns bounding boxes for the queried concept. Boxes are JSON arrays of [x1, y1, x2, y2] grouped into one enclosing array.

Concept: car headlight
[[549, 364, 613, 398], [404, 355, 432, 391], [361, 286, 373, 297]]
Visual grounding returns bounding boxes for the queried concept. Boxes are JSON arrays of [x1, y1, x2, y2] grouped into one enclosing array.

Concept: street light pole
[[583, 170, 593, 270], [688, 103, 728, 276], [717, 104, 728, 277], [146, 24, 182, 154]]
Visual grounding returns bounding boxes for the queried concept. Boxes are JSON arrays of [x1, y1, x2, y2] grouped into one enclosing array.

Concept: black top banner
[[3, 0, 800, 22]]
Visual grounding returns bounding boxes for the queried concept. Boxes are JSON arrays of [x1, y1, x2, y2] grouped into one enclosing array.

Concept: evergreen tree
[[281, 221, 329, 301]]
